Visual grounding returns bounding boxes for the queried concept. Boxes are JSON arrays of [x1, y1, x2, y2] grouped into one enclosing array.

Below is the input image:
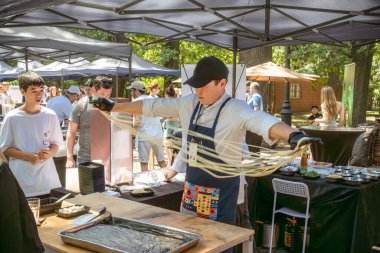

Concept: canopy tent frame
[[2, 1, 380, 50], [2, 0, 379, 96]]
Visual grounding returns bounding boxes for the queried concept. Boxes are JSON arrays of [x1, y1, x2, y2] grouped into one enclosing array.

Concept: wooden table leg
[[242, 235, 254, 253]]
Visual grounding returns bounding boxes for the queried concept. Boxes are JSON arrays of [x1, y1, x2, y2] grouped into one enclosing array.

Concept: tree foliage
[[65, 28, 380, 112], [370, 43, 380, 109], [273, 44, 351, 84], [66, 28, 232, 95]]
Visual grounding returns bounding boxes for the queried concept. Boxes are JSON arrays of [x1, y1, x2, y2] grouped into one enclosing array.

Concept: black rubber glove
[[288, 131, 323, 150], [89, 96, 115, 112]]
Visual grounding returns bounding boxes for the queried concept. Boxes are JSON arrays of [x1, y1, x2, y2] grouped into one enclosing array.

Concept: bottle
[[284, 217, 302, 252], [300, 151, 308, 175]]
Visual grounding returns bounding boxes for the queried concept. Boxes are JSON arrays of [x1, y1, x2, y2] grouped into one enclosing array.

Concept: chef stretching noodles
[[90, 56, 320, 251]]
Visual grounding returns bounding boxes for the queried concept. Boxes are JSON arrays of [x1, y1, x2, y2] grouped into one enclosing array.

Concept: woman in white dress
[[314, 86, 345, 127]]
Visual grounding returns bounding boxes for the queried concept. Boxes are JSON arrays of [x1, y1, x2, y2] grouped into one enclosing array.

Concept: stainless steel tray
[[59, 216, 202, 253]]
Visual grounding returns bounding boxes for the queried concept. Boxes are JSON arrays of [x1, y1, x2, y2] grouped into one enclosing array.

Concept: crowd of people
[[0, 73, 185, 198]]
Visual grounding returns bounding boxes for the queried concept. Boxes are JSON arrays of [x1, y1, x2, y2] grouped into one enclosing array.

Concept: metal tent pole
[[280, 46, 292, 126], [232, 34, 237, 98], [116, 67, 119, 97], [128, 56, 132, 86], [61, 69, 64, 90], [24, 48, 29, 72]]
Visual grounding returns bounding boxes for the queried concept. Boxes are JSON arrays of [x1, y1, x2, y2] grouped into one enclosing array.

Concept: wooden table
[[39, 193, 254, 253]]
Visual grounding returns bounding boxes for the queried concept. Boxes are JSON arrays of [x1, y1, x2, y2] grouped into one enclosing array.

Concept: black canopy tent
[[1, 1, 379, 50], [0, 0, 379, 101]]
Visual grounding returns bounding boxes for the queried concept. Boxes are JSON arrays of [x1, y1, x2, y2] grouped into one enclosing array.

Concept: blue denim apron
[[180, 97, 240, 225]]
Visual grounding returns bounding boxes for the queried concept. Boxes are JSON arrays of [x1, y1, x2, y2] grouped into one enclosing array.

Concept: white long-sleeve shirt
[[143, 93, 279, 167]]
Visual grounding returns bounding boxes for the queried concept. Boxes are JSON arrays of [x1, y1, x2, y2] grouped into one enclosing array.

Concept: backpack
[[350, 123, 378, 167]]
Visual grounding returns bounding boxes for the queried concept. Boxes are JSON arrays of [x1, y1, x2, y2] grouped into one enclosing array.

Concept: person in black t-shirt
[[307, 105, 322, 125]]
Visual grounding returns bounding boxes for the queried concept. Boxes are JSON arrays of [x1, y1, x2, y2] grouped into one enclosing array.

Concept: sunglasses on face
[[100, 78, 112, 88]]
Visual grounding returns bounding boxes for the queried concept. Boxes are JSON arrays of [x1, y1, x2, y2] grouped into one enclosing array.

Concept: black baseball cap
[[184, 56, 229, 88]]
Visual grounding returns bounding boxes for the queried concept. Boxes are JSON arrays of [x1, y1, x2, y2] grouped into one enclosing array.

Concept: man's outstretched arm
[[90, 96, 144, 115], [269, 122, 323, 150]]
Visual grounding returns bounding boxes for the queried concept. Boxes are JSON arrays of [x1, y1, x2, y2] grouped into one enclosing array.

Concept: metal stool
[[270, 178, 311, 253]]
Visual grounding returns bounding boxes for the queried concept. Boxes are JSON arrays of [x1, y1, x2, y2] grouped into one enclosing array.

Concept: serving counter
[[39, 193, 254, 253]]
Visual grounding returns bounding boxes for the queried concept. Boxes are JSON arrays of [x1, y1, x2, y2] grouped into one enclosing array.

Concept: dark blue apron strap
[[211, 97, 232, 130], [189, 102, 201, 126]]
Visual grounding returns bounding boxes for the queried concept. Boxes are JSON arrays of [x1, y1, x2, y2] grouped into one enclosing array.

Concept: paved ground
[[256, 247, 289, 253]]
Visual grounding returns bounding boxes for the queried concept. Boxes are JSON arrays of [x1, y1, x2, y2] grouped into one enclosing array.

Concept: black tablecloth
[[300, 126, 364, 166], [120, 182, 184, 212], [248, 174, 380, 253], [53, 182, 184, 212]]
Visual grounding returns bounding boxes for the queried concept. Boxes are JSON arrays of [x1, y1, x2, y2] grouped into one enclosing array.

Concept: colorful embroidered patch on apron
[[180, 181, 220, 220]]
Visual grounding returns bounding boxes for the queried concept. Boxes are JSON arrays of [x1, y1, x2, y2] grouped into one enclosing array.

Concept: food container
[[344, 177, 362, 186], [349, 169, 361, 175], [55, 205, 90, 218], [335, 165, 349, 170], [303, 175, 320, 180], [40, 197, 62, 215], [358, 174, 372, 183], [365, 172, 379, 181], [130, 188, 155, 197], [342, 172, 352, 177], [310, 161, 332, 169], [281, 170, 296, 176], [280, 166, 298, 176], [326, 174, 343, 183], [59, 216, 202, 253]]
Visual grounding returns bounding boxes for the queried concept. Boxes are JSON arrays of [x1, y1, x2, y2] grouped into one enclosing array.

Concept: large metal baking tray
[[59, 216, 202, 253]]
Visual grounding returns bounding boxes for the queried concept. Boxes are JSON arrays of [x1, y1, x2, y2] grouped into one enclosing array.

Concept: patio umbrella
[[246, 61, 316, 84], [246, 61, 317, 114]]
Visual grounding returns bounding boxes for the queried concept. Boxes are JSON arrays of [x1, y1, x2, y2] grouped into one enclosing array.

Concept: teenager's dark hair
[[93, 76, 112, 90], [18, 71, 45, 91], [84, 79, 93, 87], [165, 84, 176, 98], [311, 105, 319, 110]]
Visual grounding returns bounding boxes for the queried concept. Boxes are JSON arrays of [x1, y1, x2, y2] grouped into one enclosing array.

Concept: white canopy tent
[[62, 55, 180, 78], [33, 57, 90, 80], [0, 55, 180, 80], [0, 61, 11, 72], [0, 26, 132, 63]]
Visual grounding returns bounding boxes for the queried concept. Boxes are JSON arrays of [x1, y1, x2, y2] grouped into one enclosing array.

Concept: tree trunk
[[351, 42, 375, 126], [327, 72, 341, 98], [239, 47, 272, 112], [164, 41, 180, 89]]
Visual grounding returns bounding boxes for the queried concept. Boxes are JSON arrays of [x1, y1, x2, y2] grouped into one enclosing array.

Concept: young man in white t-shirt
[[0, 72, 63, 197]]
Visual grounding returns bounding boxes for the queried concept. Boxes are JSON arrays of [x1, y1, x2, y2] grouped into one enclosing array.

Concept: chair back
[[272, 178, 309, 199]]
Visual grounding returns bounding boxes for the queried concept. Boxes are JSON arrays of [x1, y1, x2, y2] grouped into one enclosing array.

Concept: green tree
[[370, 43, 380, 111], [65, 28, 232, 96], [274, 42, 379, 125]]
